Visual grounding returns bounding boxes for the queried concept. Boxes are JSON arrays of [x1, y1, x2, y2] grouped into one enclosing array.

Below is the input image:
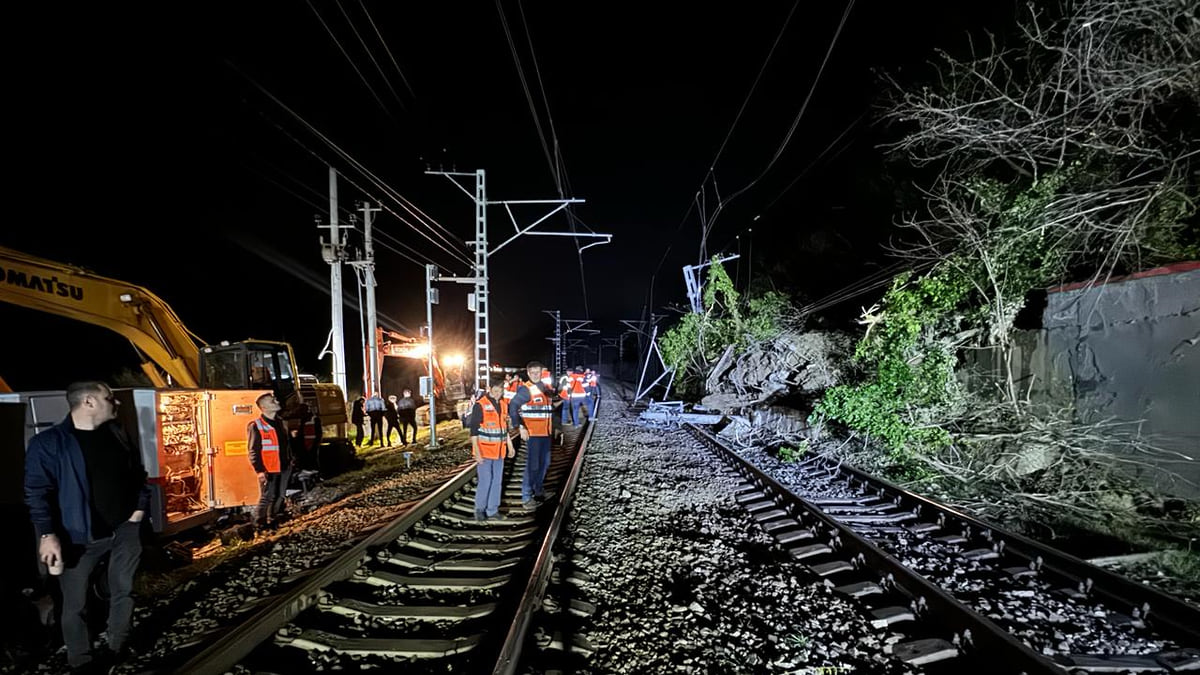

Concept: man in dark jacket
[[395, 389, 418, 444], [350, 395, 366, 446], [24, 381, 150, 672], [246, 393, 294, 530]]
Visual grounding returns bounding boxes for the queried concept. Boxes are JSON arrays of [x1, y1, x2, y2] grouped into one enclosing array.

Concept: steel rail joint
[[686, 424, 1063, 675], [491, 419, 597, 675], [176, 461, 481, 675]]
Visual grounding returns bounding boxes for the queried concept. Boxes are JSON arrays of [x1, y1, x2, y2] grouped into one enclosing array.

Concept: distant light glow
[[443, 353, 465, 368]]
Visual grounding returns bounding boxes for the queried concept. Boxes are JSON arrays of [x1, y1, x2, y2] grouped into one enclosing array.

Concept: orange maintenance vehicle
[[0, 245, 352, 534]]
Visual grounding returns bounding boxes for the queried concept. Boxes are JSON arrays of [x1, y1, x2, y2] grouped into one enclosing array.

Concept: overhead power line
[[699, 0, 857, 250], [356, 0, 415, 98], [233, 66, 474, 269], [305, 0, 398, 122], [333, 0, 408, 112]]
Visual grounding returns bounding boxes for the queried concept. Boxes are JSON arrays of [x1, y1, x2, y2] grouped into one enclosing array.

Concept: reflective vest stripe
[[253, 417, 282, 473]]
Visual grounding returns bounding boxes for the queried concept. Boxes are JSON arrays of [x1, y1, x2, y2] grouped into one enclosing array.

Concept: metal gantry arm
[[427, 167, 612, 390], [490, 199, 598, 256], [682, 254, 740, 314]]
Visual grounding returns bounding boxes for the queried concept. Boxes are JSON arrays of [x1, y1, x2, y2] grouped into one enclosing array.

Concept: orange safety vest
[[252, 416, 282, 473], [567, 372, 588, 398], [519, 382, 554, 437], [504, 378, 520, 400], [475, 397, 508, 459]]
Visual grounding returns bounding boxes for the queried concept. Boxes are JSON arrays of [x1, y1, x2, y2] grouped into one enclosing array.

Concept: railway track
[[153, 421, 594, 675], [685, 424, 1200, 674]]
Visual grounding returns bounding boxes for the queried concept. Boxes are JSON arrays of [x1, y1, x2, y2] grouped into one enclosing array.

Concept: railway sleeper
[[541, 595, 598, 618], [869, 605, 916, 628], [403, 536, 530, 555], [413, 522, 539, 541], [1052, 648, 1200, 673], [833, 580, 884, 599], [351, 568, 511, 590], [838, 510, 918, 525], [318, 595, 498, 622], [277, 627, 483, 658], [381, 550, 522, 573], [534, 628, 596, 657], [889, 637, 961, 666]]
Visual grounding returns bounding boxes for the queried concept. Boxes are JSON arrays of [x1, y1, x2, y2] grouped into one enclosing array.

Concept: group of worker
[[465, 361, 600, 522], [349, 390, 419, 447], [21, 364, 602, 671]]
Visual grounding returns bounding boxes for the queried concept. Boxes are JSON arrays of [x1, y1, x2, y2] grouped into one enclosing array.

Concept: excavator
[[0, 245, 351, 534]]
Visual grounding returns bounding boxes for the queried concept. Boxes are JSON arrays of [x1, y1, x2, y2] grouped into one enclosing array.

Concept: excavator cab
[[199, 340, 302, 410]]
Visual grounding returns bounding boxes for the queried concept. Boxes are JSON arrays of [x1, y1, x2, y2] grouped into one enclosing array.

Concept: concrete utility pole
[[318, 167, 349, 397], [350, 202, 382, 396], [426, 168, 605, 389], [424, 264, 439, 449]]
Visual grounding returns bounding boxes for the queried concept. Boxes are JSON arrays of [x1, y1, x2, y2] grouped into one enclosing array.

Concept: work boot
[[521, 499, 538, 511], [487, 512, 508, 522], [474, 511, 487, 523]]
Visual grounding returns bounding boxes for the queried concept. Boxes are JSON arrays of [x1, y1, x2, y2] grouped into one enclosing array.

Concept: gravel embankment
[[542, 396, 922, 674]]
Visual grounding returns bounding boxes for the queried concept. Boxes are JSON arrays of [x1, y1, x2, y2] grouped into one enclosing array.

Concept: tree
[[882, 0, 1199, 407]]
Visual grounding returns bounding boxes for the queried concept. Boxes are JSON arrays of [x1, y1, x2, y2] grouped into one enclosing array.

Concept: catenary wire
[[305, 0, 397, 122], [334, 0, 408, 112]]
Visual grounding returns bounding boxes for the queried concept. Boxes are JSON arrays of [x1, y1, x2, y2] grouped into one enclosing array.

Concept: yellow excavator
[[0, 245, 352, 533], [0, 245, 347, 425]]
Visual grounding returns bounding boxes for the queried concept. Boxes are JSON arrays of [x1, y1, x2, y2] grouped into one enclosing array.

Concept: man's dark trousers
[[60, 520, 142, 667], [257, 464, 293, 526], [367, 411, 384, 445]]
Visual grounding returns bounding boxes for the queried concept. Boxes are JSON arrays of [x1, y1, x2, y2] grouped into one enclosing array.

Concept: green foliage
[[659, 258, 794, 398], [777, 440, 810, 463], [814, 267, 967, 464]]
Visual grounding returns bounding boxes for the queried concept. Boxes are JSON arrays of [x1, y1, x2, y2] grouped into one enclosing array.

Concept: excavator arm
[[0, 246, 201, 387]]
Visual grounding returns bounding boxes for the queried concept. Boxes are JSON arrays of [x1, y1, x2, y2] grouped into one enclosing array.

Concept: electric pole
[[319, 167, 349, 397], [424, 264, 439, 449], [350, 201, 382, 396], [427, 168, 604, 389]]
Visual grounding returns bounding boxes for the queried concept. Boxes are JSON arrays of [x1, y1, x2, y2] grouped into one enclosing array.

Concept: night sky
[[2, 2, 1020, 393]]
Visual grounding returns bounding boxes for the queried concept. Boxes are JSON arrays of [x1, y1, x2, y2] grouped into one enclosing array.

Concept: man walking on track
[[509, 360, 555, 511]]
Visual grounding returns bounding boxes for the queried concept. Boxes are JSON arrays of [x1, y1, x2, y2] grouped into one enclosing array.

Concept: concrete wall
[[961, 264, 1200, 497]]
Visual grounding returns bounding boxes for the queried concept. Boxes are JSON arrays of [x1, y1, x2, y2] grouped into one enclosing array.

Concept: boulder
[[701, 330, 854, 412]]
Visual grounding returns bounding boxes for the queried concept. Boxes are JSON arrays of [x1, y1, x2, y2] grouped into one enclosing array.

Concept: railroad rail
[[164, 422, 594, 675], [686, 424, 1200, 674]]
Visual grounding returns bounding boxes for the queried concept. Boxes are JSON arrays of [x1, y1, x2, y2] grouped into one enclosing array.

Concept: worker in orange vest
[[563, 366, 592, 425], [510, 361, 556, 510], [504, 373, 523, 452], [468, 379, 515, 521], [247, 392, 294, 530]]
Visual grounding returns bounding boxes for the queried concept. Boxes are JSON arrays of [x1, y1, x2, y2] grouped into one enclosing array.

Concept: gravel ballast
[[533, 396, 921, 674]]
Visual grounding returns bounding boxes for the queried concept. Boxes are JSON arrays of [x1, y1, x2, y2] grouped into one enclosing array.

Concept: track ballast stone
[[552, 397, 919, 674]]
